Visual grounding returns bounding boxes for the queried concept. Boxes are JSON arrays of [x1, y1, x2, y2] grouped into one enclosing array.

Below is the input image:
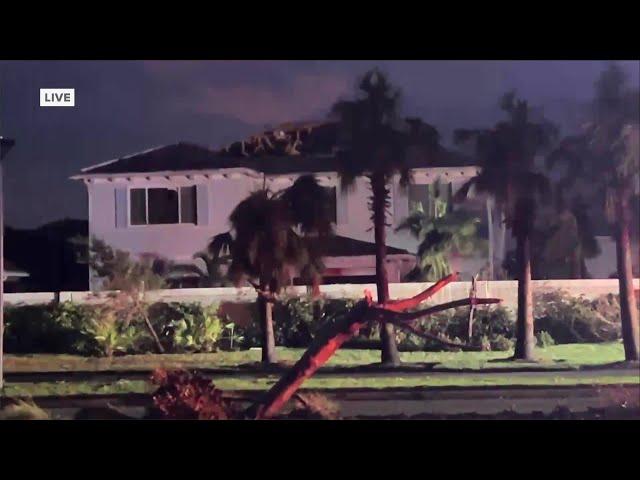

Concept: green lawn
[[3, 372, 639, 398], [4, 342, 633, 373]]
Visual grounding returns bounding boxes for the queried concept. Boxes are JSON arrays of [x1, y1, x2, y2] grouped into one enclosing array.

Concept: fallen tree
[[249, 272, 501, 419], [143, 272, 501, 420]]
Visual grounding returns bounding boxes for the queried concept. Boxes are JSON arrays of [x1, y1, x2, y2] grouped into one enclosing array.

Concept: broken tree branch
[[383, 272, 459, 312]]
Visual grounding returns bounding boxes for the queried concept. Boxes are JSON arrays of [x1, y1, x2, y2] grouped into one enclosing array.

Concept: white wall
[[88, 174, 259, 263], [6, 279, 638, 312]]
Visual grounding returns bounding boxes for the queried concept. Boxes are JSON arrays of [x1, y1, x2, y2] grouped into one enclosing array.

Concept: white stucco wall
[[87, 174, 259, 264]]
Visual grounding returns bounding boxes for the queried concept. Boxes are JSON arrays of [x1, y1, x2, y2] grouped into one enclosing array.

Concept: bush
[[395, 305, 516, 352], [533, 291, 621, 344], [236, 297, 356, 349], [4, 303, 97, 355], [149, 303, 224, 353], [536, 330, 556, 348], [490, 334, 514, 351]]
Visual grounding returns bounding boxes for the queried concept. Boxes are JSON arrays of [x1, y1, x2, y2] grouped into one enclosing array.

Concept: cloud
[[143, 61, 351, 127], [177, 72, 350, 127]]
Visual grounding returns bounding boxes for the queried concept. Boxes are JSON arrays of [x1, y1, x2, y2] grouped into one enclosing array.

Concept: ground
[[2, 342, 638, 399], [4, 342, 631, 373]]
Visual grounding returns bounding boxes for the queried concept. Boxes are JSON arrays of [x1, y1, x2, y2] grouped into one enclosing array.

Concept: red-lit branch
[[250, 276, 502, 419], [383, 272, 459, 312]]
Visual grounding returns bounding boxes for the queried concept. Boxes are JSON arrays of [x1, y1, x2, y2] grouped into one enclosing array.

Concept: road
[[9, 383, 639, 419]]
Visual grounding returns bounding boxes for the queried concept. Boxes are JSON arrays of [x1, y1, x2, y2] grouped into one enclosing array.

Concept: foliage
[[223, 175, 333, 292], [85, 315, 140, 357], [533, 291, 621, 344], [151, 303, 224, 353], [548, 64, 639, 216], [89, 237, 166, 291], [454, 91, 559, 238], [4, 303, 96, 355], [150, 369, 235, 420], [236, 297, 357, 348], [536, 330, 556, 348], [397, 185, 486, 281], [533, 197, 601, 279], [390, 305, 515, 352], [490, 334, 515, 352]]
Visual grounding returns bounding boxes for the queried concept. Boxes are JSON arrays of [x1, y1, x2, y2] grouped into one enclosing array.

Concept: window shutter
[[393, 180, 409, 227], [115, 187, 128, 228], [196, 184, 210, 226], [336, 183, 348, 225]]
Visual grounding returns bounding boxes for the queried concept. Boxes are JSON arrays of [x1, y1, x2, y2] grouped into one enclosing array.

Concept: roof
[[76, 122, 476, 177], [325, 235, 411, 257]]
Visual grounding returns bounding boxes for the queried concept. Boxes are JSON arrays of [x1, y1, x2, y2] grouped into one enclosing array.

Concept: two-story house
[[71, 121, 495, 289]]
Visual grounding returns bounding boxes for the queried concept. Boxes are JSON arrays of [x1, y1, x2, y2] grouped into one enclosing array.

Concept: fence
[[5, 279, 638, 310]]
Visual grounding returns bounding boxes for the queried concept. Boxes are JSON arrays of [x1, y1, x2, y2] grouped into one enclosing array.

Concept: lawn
[[3, 372, 639, 398], [3, 342, 634, 373]]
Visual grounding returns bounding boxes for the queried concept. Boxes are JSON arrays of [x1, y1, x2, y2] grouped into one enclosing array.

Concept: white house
[[72, 121, 631, 288]]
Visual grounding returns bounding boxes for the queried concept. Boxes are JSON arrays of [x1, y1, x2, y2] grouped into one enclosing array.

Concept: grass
[[3, 373, 639, 398], [4, 342, 632, 373]]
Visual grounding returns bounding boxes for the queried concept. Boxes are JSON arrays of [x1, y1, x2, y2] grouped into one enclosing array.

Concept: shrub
[[533, 291, 621, 344], [396, 305, 516, 352], [236, 297, 356, 349], [150, 303, 224, 353], [490, 334, 514, 351], [536, 330, 556, 348], [4, 303, 97, 355]]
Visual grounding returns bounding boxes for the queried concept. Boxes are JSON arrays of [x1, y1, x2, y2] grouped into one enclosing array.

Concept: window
[[324, 186, 337, 224], [408, 182, 452, 218], [130, 186, 198, 225]]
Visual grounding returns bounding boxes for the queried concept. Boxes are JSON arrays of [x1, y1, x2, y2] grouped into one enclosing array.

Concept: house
[[69, 122, 502, 288]]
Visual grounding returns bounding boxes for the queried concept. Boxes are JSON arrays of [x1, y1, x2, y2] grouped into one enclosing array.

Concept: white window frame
[[128, 185, 197, 227]]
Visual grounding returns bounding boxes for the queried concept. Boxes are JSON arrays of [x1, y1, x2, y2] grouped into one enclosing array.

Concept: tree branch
[[375, 297, 501, 323], [383, 272, 459, 312]]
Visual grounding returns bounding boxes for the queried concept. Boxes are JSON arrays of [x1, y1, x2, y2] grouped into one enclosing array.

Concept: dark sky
[[0, 60, 638, 229]]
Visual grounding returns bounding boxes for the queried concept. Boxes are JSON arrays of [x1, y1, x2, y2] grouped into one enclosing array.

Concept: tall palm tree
[[454, 92, 558, 361], [211, 175, 333, 364], [396, 180, 485, 281], [330, 69, 440, 365], [548, 64, 639, 360], [535, 192, 601, 279]]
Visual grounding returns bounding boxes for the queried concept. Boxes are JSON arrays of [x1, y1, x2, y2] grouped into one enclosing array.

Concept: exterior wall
[[86, 173, 260, 287], [81, 165, 627, 283]]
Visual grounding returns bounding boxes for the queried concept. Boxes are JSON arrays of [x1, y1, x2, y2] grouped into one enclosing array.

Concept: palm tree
[[396, 180, 485, 282], [330, 69, 440, 366], [535, 193, 601, 279], [548, 64, 639, 360], [212, 175, 333, 364], [454, 92, 558, 361]]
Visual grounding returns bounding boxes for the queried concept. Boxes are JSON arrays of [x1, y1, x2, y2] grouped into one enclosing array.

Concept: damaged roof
[[77, 121, 475, 176]]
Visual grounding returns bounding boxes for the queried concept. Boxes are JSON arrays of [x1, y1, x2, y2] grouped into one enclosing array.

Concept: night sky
[[0, 60, 638, 229]]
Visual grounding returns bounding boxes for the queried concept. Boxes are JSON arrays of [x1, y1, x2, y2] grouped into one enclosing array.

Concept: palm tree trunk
[[487, 197, 495, 279], [258, 294, 277, 364], [498, 208, 507, 277], [371, 173, 400, 366], [615, 190, 639, 361], [513, 231, 535, 360]]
